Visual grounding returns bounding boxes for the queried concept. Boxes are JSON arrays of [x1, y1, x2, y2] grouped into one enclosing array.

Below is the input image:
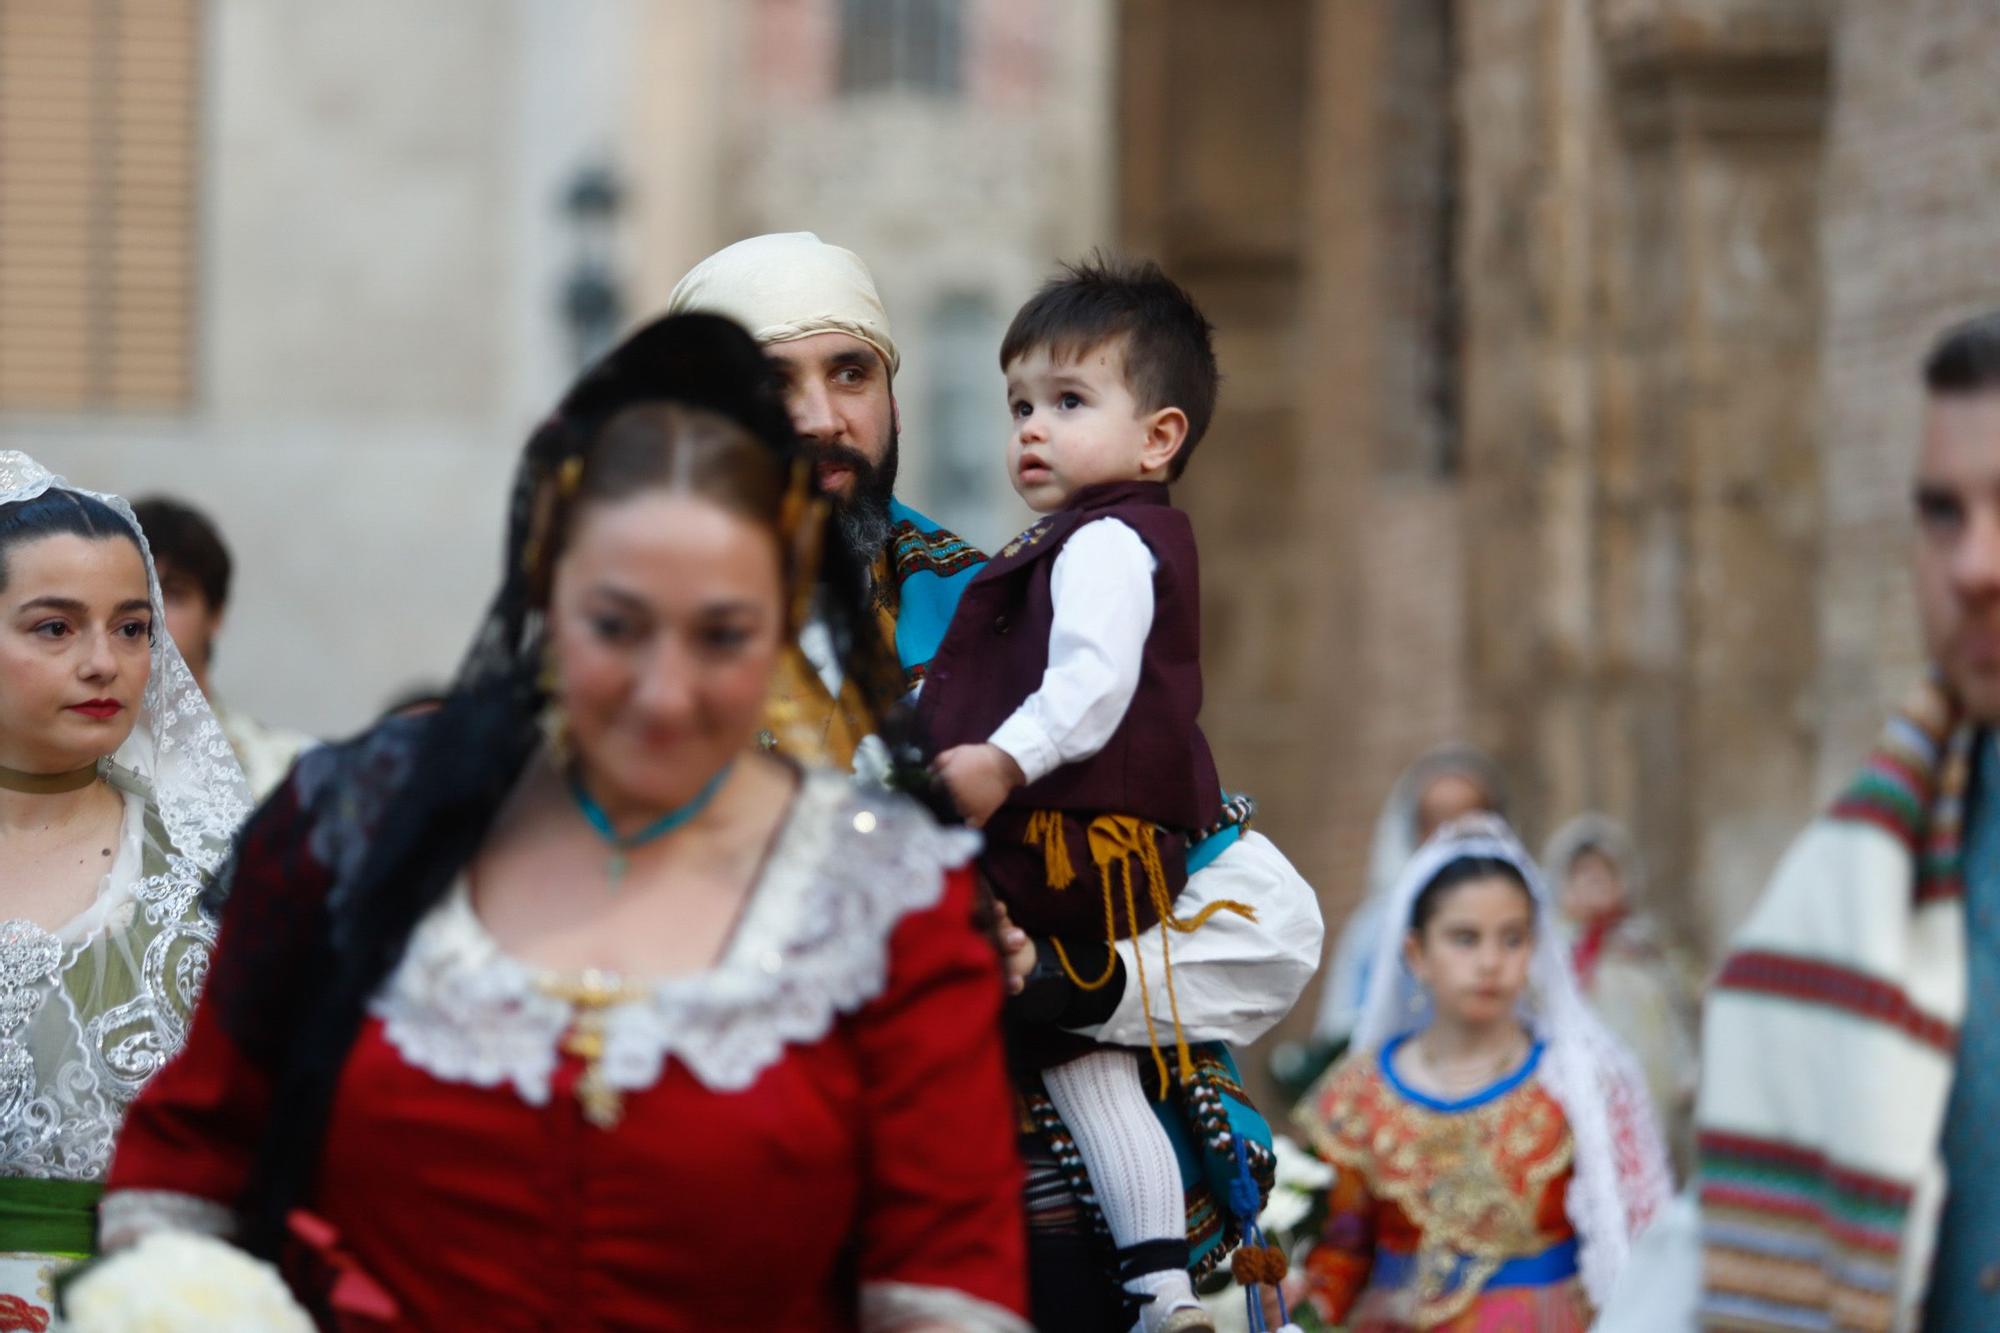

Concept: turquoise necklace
[[566, 762, 733, 889]]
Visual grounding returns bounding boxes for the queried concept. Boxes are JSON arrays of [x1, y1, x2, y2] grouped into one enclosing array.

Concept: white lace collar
[[372, 771, 979, 1101]]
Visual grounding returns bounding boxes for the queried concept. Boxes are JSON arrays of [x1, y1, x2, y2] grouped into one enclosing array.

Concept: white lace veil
[[1349, 813, 1672, 1306], [0, 452, 252, 872], [0, 451, 252, 1180]]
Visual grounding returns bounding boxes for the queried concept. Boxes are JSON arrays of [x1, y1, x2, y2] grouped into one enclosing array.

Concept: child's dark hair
[[999, 253, 1219, 478], [130, 496, 232, 610], [0, 488, 141, 594], [1408, 855, 1536, 934]]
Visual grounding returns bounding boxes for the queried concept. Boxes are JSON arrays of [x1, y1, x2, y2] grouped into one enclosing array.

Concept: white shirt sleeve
[[1072, 832, 1326, 1047], [797, 603, 845, 696], [987, 518, 1156, 786]]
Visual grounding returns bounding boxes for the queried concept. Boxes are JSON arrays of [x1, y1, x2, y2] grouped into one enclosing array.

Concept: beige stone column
[[1458, 0, 1602, 851], [1596, 1, 1828, 950], [1459, 0, 1828, 949]]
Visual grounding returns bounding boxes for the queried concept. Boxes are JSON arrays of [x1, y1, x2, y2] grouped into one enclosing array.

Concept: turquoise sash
[[1152, 1045, 1275, 1278], [885, 500, 985, 679]]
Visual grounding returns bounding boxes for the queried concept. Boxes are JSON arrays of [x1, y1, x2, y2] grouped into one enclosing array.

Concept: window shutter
[[0, 0, 199, 412]]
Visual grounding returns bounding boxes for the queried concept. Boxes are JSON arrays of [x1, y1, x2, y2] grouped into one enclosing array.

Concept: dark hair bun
[[559, 312, 794, 458]]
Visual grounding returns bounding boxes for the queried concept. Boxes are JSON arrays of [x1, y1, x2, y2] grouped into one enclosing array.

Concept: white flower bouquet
[[1201, 1133, 1335, 1333], [60, 1231, 314, 1333]]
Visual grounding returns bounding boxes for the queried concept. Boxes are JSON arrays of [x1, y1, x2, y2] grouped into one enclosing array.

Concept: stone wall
[[1117, 3, 1476, 1075], [1296, 0, 1472, 1027], [1118, 0, 2000, 1008], [1458, 0, 1831, 952], [1118, 0, 1317, 884], [1816, 0, 2000, 790], [726, 0, 1114, 554]]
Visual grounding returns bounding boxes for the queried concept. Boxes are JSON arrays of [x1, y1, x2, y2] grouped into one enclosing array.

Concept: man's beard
[[808, 426, 900, 566]]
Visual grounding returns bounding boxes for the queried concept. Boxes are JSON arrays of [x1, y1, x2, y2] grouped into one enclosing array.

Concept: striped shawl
[[1698, 680, 1972, 1332]]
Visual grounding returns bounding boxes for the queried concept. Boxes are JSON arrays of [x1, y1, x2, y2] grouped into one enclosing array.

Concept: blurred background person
[[1545, 814, 1699, 1177], [130, 497, 314, 798], [1692, 312, 2000, 1332], [1311, 745, 1506, 1050]]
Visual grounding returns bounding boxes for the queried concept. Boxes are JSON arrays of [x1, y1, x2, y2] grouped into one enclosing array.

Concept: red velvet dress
[[102, 770, 1031, 1332]]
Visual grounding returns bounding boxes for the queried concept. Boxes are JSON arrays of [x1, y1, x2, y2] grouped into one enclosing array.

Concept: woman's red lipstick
[[67, 699, 124, 720]]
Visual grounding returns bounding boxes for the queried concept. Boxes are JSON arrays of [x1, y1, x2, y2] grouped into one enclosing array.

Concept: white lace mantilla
[[373, 772, 980, 1100]]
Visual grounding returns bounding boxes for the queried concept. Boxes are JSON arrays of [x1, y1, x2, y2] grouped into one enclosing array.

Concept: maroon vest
[[918, 480, 1222, 832]]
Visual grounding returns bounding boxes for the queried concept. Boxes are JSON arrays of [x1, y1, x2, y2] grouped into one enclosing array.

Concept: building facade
[[0, 0, 739, 734], [725, 0, 1115, 552], [0, 0, 1112, 733], [1116, 0, 2000, 1059]]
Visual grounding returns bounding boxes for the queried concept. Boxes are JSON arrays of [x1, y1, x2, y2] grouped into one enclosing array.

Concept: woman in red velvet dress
[[94, 314, 1030, 1332]]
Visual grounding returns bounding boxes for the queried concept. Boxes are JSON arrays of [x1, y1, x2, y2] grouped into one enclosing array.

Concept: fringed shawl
[[1698, 679, 1972, 1332]]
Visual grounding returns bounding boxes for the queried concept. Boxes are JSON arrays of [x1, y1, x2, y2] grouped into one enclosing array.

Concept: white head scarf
[[0, 451, 252, 869], [666, 232, 899, 376], [1350, 813, 1672, 1307]]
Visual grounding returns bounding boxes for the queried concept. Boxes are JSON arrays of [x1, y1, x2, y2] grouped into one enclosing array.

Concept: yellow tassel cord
[[1036, 809, 1121, 989], [1042, 813, 1258, 1097], [1024, 810, 1080, 891]]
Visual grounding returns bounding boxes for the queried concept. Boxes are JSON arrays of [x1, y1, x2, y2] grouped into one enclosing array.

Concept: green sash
[[0, 1176, 100, 1259]]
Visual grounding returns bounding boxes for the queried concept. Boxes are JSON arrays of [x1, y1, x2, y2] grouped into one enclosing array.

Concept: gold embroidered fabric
[[1294, 1052, 1575, 1325], [758, 548, 902, 770], [761, 643, 876, 770]]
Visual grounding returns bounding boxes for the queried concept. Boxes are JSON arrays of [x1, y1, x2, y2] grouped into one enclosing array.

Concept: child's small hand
[[993, 901, 1038, 995], [933, 743, 1025, 828]]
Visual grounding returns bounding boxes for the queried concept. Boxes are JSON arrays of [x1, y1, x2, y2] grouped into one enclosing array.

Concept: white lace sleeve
[[859, 1281, 1034, 1333], [98, 1188, 237, 1250]]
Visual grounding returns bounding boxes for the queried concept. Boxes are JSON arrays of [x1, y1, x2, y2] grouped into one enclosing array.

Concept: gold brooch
[[1000, 521, 1051, 559], [538, 969, 649, 1130]]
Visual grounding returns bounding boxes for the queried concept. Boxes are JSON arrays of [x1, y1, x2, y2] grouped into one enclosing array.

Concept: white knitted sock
[[1043, 1050, 1189, 1314]]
